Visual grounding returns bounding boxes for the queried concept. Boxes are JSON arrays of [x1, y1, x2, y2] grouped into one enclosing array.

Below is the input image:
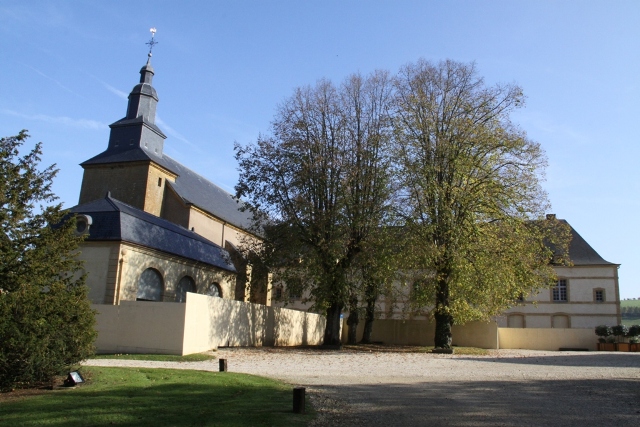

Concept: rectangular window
[[158, 177, 162, 187], [594, 289, 604, 302], [553, 279, 567, 302]]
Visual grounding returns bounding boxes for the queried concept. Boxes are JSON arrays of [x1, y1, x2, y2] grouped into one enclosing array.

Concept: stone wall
[[79, 241, 236, 304]]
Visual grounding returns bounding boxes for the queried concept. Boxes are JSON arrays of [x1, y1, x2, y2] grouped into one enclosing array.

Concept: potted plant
[[604, 335, 617, 351], [595, 325, 613, 351], [612, 324, 630, 351], [628, 325, 640, 352]]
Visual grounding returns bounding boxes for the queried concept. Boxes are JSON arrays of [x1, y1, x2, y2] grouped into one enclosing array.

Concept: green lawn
[[621, 299, 640, 308], [622, 317, 640, 327], [620, 300, 640, 327], [0, 367, 313, 427], [90, 353, 216, 362]]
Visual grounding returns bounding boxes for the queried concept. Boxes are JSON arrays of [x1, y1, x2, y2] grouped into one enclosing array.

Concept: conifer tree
[[0, 130, 95, 391]]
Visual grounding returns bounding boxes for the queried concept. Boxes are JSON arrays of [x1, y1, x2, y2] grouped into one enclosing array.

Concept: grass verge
[[0, 367, 313, 427], [621, 317, 640, 327], [90, 353, 216, 362], [342, 343, 489, 355]]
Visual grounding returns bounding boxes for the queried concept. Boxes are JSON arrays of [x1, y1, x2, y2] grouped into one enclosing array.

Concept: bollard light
[[293, 387, 305, 414], [219, 358, 227, 372], [64, 371, 84, 387]]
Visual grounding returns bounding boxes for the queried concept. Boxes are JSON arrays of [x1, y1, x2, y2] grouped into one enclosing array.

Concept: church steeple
[[124, 57, 159, 124], [79, 29, 176, 213], [140, 58, 154, 84], [101, 29, 166, 159]]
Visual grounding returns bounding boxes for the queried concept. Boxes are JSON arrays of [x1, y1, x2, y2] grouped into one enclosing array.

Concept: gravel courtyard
[[85, 348, 640, 426]]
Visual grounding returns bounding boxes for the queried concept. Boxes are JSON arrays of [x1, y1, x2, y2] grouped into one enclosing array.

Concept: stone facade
[[78, 241, 236, 305]]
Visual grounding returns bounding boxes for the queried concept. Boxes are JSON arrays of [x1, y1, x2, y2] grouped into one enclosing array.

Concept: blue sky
[[1, 1, 638, 299]]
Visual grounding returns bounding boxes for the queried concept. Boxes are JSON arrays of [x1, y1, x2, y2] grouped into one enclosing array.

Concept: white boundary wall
[[498, 328, 596, 351], [93, 293, 326, 355], [342, 319, 598, 351], [342, 319, 499, 349]]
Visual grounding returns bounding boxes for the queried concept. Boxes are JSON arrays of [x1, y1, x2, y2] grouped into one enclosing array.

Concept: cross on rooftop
[[146, 27, 158, 57]]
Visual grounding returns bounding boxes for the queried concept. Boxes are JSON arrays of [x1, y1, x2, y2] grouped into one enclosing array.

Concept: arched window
[[137, 268, 163, 301], [175, 276, 196, 303], [207, 282, 222, 298]]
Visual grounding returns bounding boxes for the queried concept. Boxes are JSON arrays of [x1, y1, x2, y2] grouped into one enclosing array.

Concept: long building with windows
[[279, 219, 621, 330]]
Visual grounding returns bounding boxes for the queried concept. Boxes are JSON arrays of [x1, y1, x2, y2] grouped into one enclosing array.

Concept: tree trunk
[[347, 311, 358, 344], [433, 271, 453, 349], [361, 295, 376, 344], [434, 311, 453, 349], [346, 295, 359, 345], [323, 302, 344, 346]]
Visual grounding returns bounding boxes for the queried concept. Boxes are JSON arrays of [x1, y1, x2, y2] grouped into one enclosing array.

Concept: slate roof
[[161, 155, 254, 231], [80, 147, 254, 233], [563, 220, 616, 266], [70, 195, 236, 273], [81, 145, 169, 168]]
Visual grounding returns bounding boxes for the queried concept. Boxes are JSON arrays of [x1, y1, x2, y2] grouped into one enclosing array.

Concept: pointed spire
[[125, 29, 159, 123], [139, 57, 154, 84], [101, 28, 166, 159], [140, 28, 157, 84]]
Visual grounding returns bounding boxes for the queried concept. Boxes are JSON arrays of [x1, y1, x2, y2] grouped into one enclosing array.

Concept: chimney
[[546, 214, 556, 220]]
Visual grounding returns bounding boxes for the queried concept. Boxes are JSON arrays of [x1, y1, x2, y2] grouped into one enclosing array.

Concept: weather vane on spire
[[146, 27, 158, 57]]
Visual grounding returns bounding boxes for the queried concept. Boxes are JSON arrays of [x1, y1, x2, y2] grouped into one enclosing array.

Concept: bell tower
[[78, 29, 175, 215]]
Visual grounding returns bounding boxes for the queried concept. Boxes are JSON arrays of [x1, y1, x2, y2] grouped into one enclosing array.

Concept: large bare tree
[[393, 60, 570, 349], [235, 72, 395, 345]]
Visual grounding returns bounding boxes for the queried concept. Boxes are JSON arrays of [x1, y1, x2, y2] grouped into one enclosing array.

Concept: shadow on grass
[[457, 352, 640, 368], [321, 378, 640, 427], [0, 368, 312, 427]]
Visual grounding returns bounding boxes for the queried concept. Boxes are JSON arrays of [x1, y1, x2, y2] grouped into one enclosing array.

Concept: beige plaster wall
[[569, 314, 619, 328], [498, 328, 597, 351], [342, 319, 499, 349], [186, 206, 258, 251], [500, 265, 620, 329], [523, 266, 617, 303], [182, 293, 326, 354], [93, 294, 326, 355], [160, 186, 190, 228], [93, 301, 187, 355], [187, 207, 225, 245]]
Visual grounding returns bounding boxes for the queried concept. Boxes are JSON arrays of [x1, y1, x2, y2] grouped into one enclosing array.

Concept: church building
[[71, 55, 271, 307]]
